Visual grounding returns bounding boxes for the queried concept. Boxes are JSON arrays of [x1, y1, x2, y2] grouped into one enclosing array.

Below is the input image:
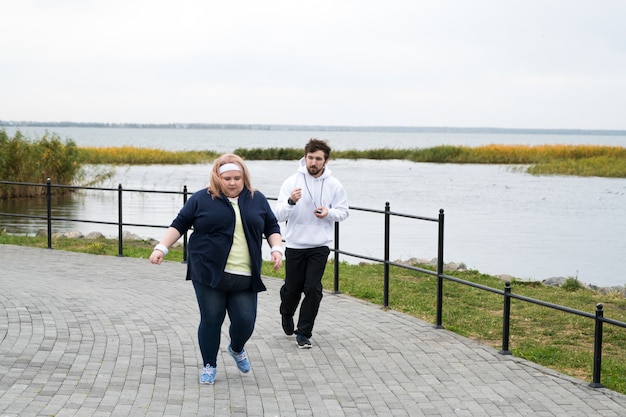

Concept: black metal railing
[[1, 178, 624, 388]]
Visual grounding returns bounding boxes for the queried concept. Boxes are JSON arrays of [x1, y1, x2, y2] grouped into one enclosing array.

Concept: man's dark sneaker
[[282, 315, 294, 336], [296, 334, 312, 349]]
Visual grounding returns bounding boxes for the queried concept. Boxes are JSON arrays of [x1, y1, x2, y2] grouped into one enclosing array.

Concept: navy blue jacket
[[170, 187, 280, 292]]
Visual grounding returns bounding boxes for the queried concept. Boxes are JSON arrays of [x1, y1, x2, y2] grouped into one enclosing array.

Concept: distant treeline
[[2, 120, 626, 136]]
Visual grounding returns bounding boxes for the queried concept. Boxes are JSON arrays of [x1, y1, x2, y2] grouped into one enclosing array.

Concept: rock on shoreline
[[397, 257, 626, 297]]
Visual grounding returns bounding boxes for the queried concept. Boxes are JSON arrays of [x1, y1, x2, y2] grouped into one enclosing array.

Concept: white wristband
[[154, 243, 169, 256], [270, 245, 284, 256]]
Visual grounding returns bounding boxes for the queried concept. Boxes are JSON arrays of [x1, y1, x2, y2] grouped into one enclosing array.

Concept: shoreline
[[8, 228, 625, 297]]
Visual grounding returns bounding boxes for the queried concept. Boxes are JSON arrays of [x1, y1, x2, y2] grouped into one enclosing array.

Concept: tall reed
[[234, 147, 303, 160], [77, 147, 218, 165], [0, 130, 83, 198], [237, 144, 626, 177]]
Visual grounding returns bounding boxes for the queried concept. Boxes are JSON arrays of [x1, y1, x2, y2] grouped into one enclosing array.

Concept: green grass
[[2, 233, 626, 394], [263, 255, 626, 393]]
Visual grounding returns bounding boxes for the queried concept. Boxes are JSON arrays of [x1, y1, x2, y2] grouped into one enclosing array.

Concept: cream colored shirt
[[225, 197, 252, 275]]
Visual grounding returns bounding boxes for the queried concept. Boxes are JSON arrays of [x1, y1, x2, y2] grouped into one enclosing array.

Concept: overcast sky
[[2, 0, 626, 130]]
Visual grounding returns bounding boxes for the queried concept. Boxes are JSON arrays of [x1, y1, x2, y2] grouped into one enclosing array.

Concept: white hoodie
[[275, 157, 349, 249]]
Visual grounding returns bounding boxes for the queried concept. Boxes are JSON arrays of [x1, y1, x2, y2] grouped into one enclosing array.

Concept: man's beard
[[307, 166, 323, 176]]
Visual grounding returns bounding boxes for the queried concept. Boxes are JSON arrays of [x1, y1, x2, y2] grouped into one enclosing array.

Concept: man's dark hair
[[304, 138, 331, 160]]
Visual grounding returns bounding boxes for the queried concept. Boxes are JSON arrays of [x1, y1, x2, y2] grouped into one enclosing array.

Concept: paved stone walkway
[[2, 244, 626, 416]]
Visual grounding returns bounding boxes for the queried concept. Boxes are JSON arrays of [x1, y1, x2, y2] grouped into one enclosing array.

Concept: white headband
[[218, 163, 241, 174]]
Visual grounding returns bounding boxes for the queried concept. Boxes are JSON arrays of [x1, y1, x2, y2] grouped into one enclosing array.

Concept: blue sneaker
[[200, 365, 216, 384], [228, 344, 251, 373]]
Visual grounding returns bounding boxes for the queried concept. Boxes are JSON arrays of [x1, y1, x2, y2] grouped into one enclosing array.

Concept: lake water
[[6, 125, 626, 151], [2, 126, 626, 288]]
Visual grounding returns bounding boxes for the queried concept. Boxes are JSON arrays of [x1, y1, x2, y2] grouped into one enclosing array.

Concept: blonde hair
[[208, 153, 255, 198]]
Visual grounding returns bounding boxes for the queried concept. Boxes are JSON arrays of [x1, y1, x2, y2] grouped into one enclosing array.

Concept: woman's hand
[[267, 233, 284, 271], [149, 250, 164, 265], [148, 228, 181, 265], [271, 251, 283, 270]]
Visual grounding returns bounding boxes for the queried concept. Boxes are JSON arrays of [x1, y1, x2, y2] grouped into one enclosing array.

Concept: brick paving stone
[[2, 244, 626, 416]]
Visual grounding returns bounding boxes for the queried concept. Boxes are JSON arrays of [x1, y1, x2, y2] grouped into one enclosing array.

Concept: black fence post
[[499, 281, 512, 355], [590, 303, 605, 388], [46, 178, 52, 249], [182, 185, 188, 263], [435, 209, 445, 329], [117, 184, 123, 257], [383, 202, 390, 308], [333, 222, 340, 294]]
